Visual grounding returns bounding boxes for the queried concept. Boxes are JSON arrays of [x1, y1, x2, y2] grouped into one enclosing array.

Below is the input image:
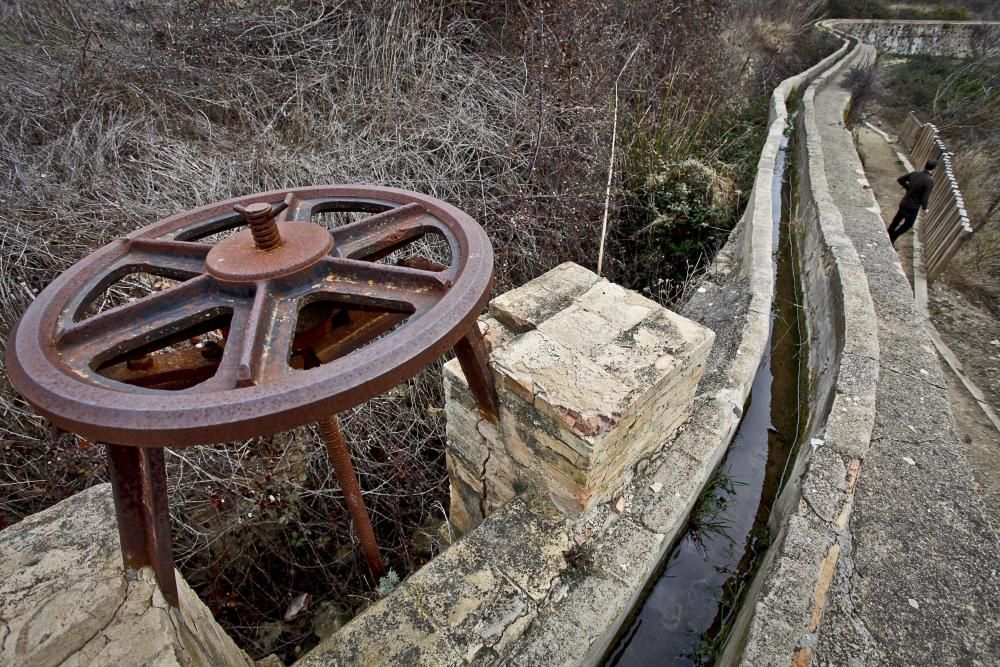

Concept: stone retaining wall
[[821, 18, 1000, 57]]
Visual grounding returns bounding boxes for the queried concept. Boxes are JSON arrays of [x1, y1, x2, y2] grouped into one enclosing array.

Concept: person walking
[[887, 159, 936, 246]]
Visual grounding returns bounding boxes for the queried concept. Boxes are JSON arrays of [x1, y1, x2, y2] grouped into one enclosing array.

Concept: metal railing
[[898, 111, 976, 282]]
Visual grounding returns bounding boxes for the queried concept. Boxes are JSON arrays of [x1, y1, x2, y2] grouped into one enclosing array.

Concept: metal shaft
[[453, 326, 499, 424], [316, 415, 387, 582]]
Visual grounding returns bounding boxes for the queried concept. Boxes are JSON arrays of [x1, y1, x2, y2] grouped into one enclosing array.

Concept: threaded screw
[[234, 201, 286, 251]]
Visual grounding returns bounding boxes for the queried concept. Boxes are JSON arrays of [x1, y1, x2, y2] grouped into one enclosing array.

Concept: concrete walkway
[[810, 54, 999, 664]]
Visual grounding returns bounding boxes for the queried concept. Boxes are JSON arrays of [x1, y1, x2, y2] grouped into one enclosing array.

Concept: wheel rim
[[7, 185, 494, 446]]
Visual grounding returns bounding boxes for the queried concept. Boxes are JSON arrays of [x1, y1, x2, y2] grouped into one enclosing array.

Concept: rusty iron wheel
[[7, 185, 494, 447]]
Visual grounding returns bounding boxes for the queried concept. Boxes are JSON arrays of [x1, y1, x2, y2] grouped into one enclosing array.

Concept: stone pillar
[[445, 263, 715, 534]]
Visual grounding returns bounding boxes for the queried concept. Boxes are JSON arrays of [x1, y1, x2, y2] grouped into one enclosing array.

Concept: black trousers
[[888, 205, 919, 244]]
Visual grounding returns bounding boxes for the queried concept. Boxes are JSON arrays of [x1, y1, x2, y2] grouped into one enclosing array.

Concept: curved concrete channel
[[604, 119, 807, 666], [609, 20, 999, 666]]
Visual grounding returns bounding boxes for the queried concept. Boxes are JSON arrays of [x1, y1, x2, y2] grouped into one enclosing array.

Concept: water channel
[[604, 123, 808, 666]]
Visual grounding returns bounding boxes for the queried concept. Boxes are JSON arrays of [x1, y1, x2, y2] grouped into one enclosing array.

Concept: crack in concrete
[[800, 495, 836, 527], [880, 363, 947, 391], [478, 422, 492, 521], [71, 581, 128, 658]]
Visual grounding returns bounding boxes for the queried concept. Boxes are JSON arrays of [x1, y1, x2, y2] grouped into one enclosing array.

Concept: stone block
[[446, 263, 715, 532], [300, 495, 567, 667], [0, 484, 252, 667], [489, 261, 601, 332]]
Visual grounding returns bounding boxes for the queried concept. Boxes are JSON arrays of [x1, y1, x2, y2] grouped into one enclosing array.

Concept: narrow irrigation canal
[[604, 127, 807, 666]]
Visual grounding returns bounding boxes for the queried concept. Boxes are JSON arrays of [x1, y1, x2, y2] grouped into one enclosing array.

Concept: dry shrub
[[844, 62, 879, 128], [945, 147, 1000, 315]]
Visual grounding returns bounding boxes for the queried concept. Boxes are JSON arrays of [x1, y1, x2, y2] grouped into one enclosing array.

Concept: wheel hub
[[205, 221, 334, 283]]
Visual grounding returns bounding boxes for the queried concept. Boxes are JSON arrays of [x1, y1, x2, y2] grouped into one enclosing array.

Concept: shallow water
[[604, 130, 804, 666]]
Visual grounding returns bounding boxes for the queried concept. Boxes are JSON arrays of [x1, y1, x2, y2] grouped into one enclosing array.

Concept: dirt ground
[[857, 123, 1000, 531]]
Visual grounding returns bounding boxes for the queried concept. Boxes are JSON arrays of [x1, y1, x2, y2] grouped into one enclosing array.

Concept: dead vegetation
[[1, 0, 832, 659]]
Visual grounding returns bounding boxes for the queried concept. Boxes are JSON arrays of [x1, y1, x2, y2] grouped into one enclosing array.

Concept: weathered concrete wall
[[0, 484, 253, 667], [736, 24, 1000, 664], [821, 19, 1000, 57], [729, 36, 882, 666]]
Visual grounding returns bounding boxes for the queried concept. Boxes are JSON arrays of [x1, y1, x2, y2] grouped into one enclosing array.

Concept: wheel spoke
[[59, 275, 227, 368], [199, 287, 298, 389], [126, 239, 212, 277], [330, 203, 451, 262], [313, 256, 449, 314]]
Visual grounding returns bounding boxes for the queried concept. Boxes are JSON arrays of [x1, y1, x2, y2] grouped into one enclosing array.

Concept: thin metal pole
[[316, 416, 387, 582]]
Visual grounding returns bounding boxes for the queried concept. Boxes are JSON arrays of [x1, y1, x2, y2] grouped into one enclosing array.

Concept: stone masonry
[[445, 262, 715, 533]]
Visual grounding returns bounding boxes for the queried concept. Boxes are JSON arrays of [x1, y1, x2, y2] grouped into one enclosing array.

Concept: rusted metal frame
[[316, 416, 387, 582], [235, 287, 296, 388], [106, 443, 178, 606], [311, 311, 409, 365], [7, 185, 497, 609], [282, 195, 396, 223], [58, 277, 232, 373], [126, 238, 215, 274], [101, 345, 223, 390], [331, 206, 459, 271], [62, 242, 212, 327], [323, 255, 453, 291]]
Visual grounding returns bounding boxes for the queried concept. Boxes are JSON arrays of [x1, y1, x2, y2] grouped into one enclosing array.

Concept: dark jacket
[[897, 170, 934, 211]]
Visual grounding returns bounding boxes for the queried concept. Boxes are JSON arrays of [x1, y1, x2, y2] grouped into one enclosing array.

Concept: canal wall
[[735, 23, 1000, 665], [822, 18, 1000, 57], [295, 36, 853, 667], [724, 34, 882, 666]]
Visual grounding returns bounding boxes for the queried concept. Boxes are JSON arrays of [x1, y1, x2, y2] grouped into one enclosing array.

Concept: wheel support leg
[[453, 325, 499, 424], [317, 416, 387, 583], [105, 444, 178, 607]]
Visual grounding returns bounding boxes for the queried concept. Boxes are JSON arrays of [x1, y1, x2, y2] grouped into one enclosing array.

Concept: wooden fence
[[898, 111, 975, 282]]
